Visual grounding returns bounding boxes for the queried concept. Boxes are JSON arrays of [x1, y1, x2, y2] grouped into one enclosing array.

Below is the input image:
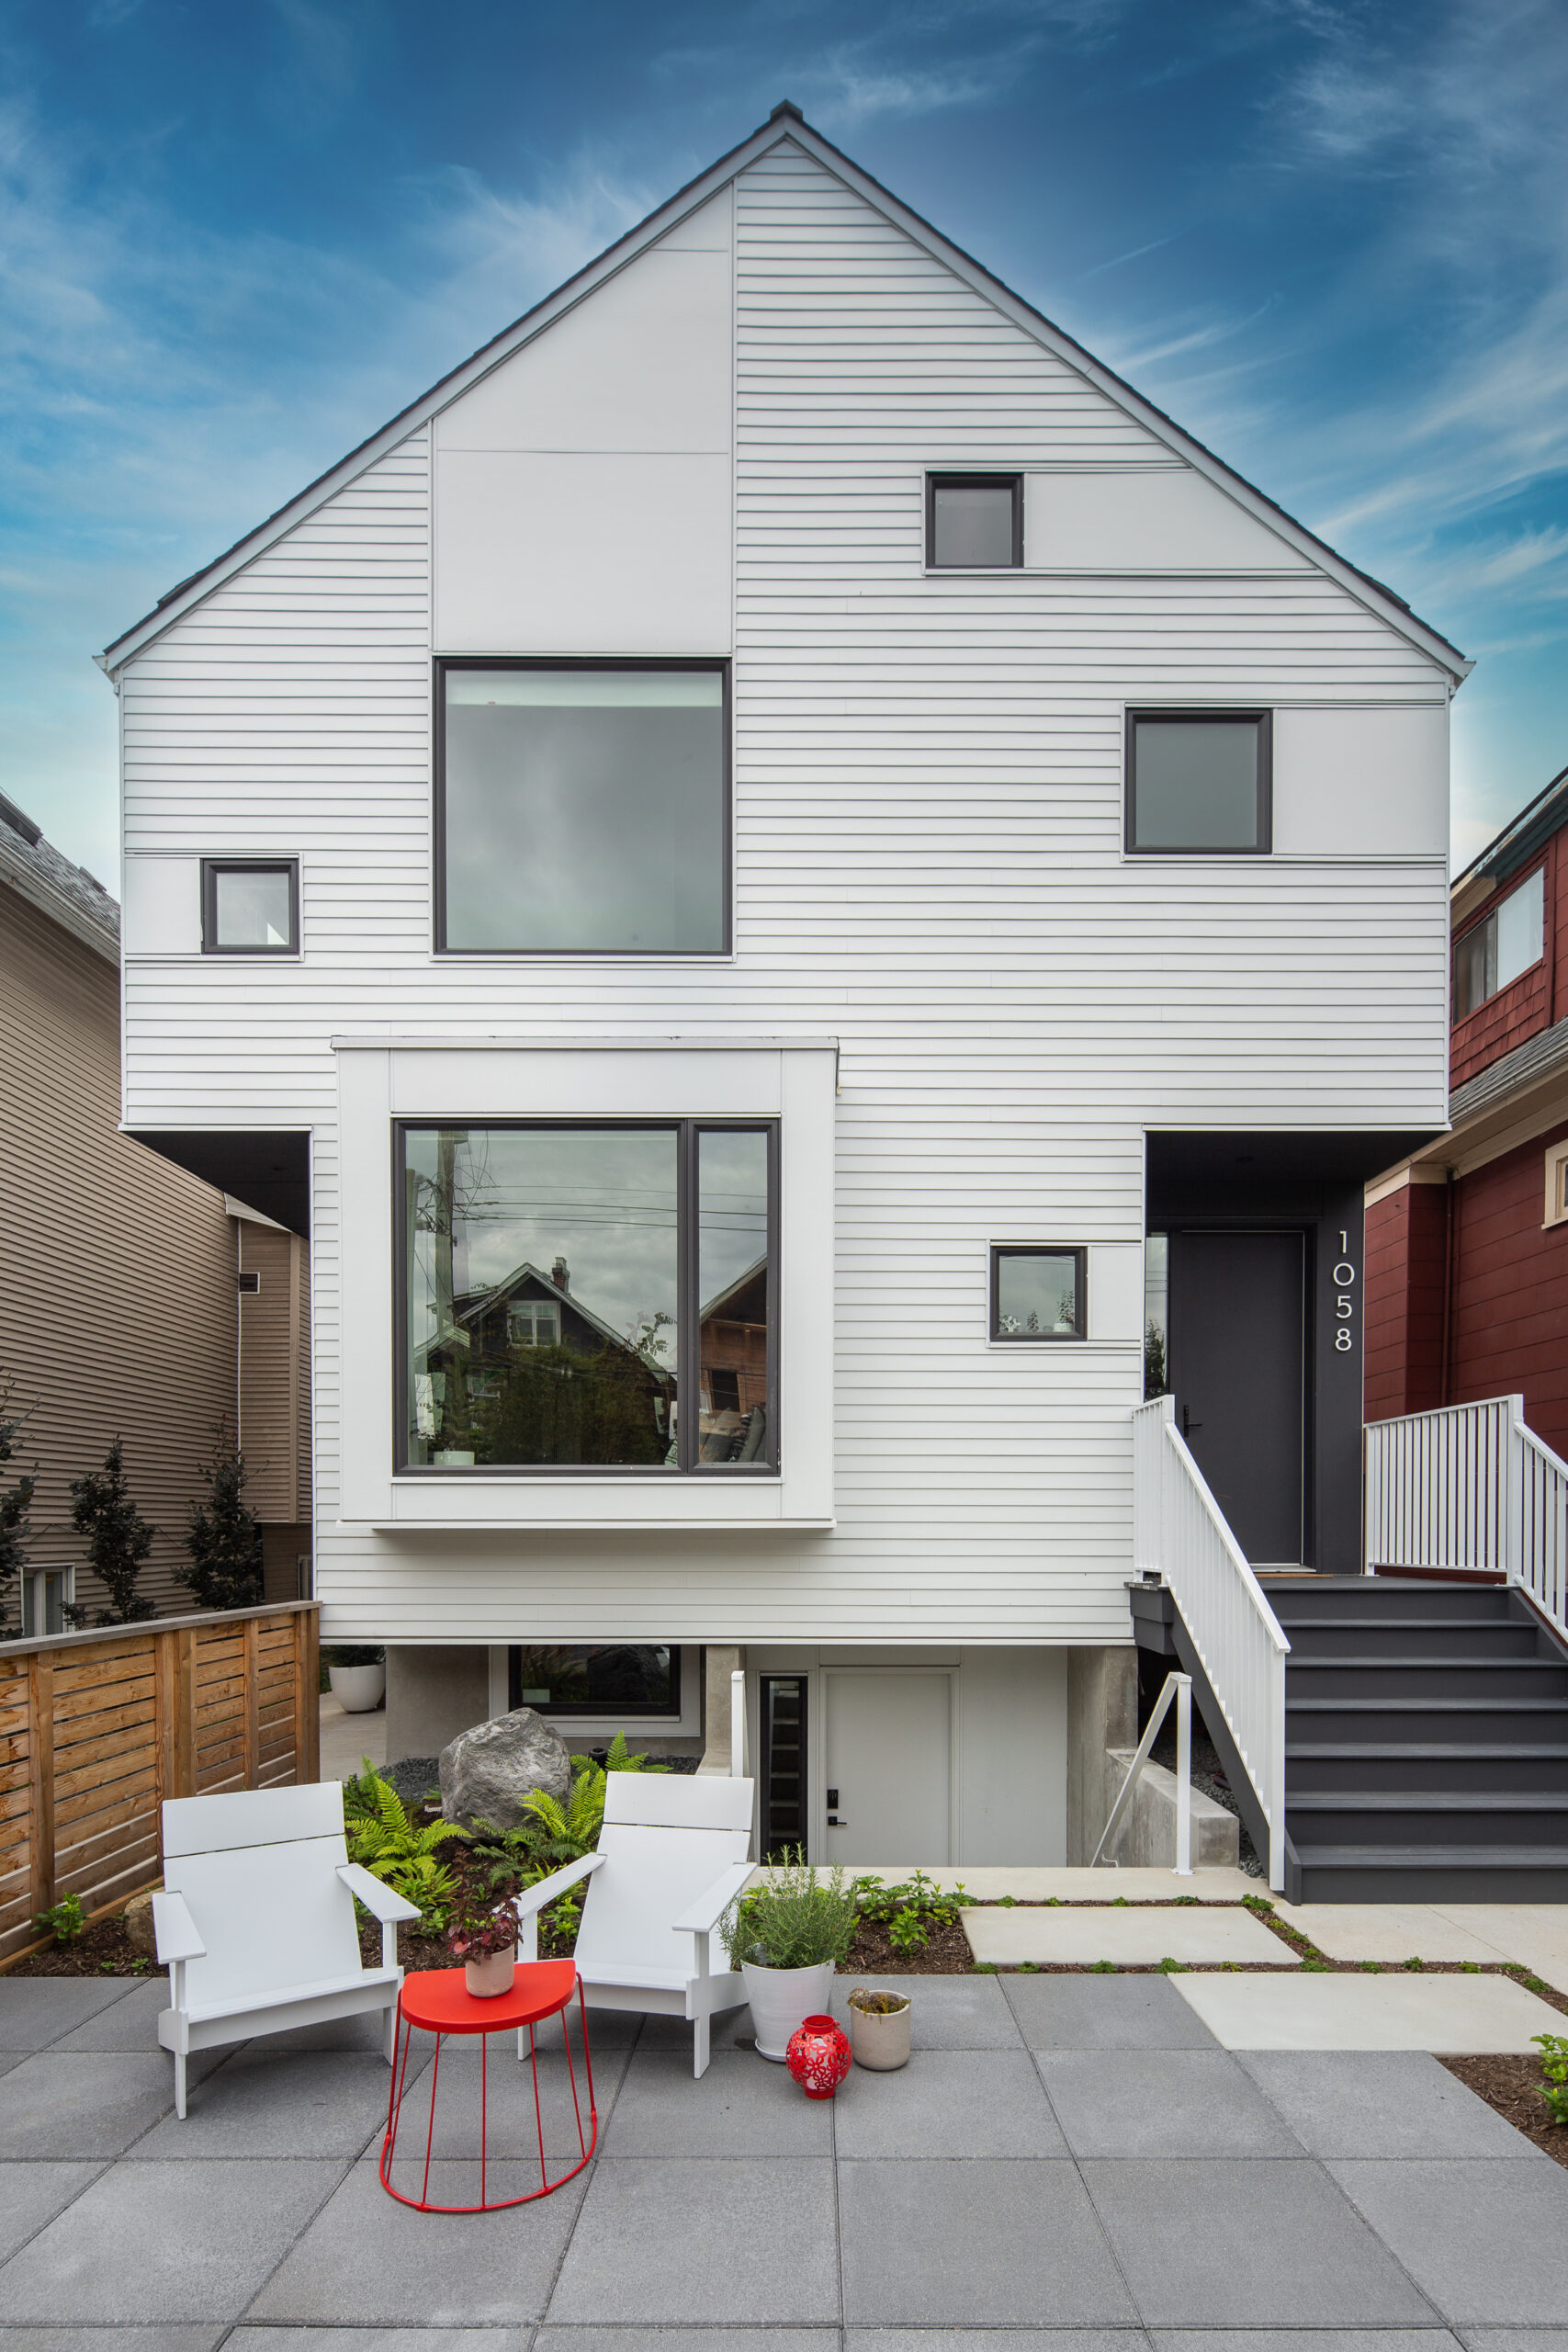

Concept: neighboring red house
[[1365, 761, 1568, 1453]]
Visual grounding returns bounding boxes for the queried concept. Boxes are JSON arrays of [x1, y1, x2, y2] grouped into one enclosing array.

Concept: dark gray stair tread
[[1287, 1744, 1568, 1759], [1282, 1616, 1520, 1629], [1292, 1843, 1568, 1868], [1288, 1696, 1568, 1712], [1289, 1791, 1568, 1812]]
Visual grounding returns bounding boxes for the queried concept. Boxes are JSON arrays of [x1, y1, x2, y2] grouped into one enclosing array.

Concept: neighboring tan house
[[0, 791, 310, 1627], [1367, 761, 1568, 1449], [106, 104, 1568, 1901]]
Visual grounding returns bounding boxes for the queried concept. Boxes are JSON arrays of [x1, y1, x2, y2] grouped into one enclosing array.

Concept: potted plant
[[326, 1644, 385, 1713], [446, 1890, 518, 1997], [721, 1849, 857, 2062], [846, 1985, 911, 2070]]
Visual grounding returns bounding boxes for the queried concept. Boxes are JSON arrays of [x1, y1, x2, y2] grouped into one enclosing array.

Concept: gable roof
[[0, 792, 119, 963], [97, 102, 1469, 684]]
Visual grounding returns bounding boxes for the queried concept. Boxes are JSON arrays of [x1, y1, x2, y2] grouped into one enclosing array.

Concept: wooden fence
[[0, 1601, 320, 1965]]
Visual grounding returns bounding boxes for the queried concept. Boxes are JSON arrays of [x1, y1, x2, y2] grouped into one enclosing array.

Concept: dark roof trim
[[1449, 1012, 1568, 1129], [98, 105, 1469, 682], [1454, 761, 1568, 897]]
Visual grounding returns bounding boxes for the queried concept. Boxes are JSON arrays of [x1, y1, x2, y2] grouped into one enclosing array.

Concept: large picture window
[[436, 662, 728, 955], [508, 1645, 680, 1717], [399, 1122, 775, 1473]]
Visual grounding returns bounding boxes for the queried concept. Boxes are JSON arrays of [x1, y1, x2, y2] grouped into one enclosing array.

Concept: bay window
[[399, 1121, 775, 1473]]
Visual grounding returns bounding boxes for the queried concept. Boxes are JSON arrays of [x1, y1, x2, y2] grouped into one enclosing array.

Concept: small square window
[[1126, 711, 1271, 854], [927, 474, 1022, 569], [990, 1246, 1087, 1341], [201, 860, 299, 953], [1454, 865, 1545, 1022]]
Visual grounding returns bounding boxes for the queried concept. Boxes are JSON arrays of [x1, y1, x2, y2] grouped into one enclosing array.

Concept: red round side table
[[379, 1959, 596, 2213]]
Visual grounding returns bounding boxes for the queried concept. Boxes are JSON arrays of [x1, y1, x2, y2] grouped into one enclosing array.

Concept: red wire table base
[[379, 1959, 596, 2213]]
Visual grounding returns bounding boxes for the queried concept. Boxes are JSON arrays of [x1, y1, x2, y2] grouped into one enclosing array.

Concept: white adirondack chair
[[152, 1782, 421, 2118], [513, 1772, 755, 2077]]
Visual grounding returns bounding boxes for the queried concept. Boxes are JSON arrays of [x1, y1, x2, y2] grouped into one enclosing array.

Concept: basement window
[[201, 860, 299, 954], [508, 1644, 679, 1716], [1454, 865, 1545, 1022]]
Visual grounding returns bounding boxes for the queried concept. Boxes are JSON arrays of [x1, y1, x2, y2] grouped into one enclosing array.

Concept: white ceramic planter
[[847, 1991, 911, 2070], [328, 1663, 385, 1713], [742, 1959, 835, 2062], [465, 1950, 515, 1998]]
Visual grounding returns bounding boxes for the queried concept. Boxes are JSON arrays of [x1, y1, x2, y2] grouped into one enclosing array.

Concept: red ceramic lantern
[[785, 2013, 852, 2099]]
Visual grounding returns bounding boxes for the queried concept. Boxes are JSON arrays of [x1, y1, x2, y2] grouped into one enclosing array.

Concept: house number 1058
[[1333, 1228, 1356, 1353]]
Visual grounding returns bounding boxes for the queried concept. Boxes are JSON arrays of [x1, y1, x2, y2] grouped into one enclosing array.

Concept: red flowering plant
[[445, 1888, 518, 1964]]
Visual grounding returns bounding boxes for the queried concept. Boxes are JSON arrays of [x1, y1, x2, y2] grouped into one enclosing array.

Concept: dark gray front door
[[1168, 1229, 1305, 1567]]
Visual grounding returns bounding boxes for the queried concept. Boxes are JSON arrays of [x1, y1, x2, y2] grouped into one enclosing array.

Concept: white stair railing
[[1091, 1669, 1194, 1874], [1365, 1395, 1568, 1641], [1132, 1395, 1291, 1890]]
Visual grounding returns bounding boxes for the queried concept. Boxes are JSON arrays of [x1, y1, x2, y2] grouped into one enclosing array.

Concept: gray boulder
[[439, 1706, 572, 1831]]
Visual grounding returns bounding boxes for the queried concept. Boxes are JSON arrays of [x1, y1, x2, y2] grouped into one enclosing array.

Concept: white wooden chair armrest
[[671, 1860, 757, 1935], [152, 1890, 207, 1965], [337, 1863, 422, 1923], [513, 1851, 604, 1919]]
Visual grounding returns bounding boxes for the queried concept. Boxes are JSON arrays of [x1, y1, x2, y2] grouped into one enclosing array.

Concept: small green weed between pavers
[[1302, 1957, 1331, 1972], [1404, 1955, 1427, 1972], [1362, 1960, 1382, 1973], [1533, 2033, 1568, 2128], [1174, 1894, 1199, 1905], [973, 1961, 997, 1972], [1017, 1961, 1039, 1973], [1089, 1959, 1116, 1973], [1158, 1956, 1184, 1973], [1461, 1961, 1481, 1973]]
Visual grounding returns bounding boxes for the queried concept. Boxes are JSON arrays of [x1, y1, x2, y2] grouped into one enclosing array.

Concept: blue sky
[[4, 0, 1565, 885]]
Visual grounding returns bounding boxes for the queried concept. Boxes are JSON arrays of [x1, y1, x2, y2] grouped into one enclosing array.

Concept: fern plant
[[345, 1765, 466, 1930]]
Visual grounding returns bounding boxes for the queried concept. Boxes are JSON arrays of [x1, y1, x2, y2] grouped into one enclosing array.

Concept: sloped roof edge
[[97, 102, 1469, 684]]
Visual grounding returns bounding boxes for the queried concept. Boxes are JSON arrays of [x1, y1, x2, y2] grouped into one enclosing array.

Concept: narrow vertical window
[[697, 1128, 773, 1464]]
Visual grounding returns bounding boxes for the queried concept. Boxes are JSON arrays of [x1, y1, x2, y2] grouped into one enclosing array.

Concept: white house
[[98, 105, 1468, 1873]]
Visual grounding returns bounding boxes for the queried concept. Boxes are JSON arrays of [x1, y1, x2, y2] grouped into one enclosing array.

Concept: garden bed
[[1440, 2054, 1568, 2170]]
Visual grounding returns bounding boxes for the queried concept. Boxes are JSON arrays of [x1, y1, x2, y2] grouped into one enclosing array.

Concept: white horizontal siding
[[118, 144, 1452, 1645]]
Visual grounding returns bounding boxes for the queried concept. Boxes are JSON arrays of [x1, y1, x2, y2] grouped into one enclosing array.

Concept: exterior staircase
[[1263, 1575, 1568, 1901]]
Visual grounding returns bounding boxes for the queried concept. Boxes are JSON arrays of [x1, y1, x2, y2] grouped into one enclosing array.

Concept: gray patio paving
[[0, 1969, 1562, 2344]]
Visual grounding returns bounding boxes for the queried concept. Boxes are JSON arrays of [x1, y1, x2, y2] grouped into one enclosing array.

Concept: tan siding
[[237, 1223, 310, 1523], [0, 886, 237, 1620]]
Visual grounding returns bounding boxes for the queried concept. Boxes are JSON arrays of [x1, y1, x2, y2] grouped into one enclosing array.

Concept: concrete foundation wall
[[1100, 1747, 1240, 1870], [384, 1645, 490, 1761], [1066, 1645, 1137, 1864]]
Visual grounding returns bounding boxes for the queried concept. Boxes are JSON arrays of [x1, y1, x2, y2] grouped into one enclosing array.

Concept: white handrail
[[1091, 1669, 1193, 1874], [1132, 1395, 1291, 1890], [1365, 1394, 1568, 1641]]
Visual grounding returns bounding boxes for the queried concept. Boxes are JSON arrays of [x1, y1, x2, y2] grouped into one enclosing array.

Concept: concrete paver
[[963, 1901, 1296, 1966], [1175, 1970, 1567, 2051]]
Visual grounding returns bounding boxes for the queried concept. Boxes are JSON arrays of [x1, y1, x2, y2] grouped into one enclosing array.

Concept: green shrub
[[722, 1849, 857, 1971], [1534, 2033, 1568, 2128], [34, 1893, 85, 1946], [345, 1765, 465, 1930]]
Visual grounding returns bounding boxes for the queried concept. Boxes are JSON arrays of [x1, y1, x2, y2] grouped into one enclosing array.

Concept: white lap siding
[[118, 141, 1451, 1646]]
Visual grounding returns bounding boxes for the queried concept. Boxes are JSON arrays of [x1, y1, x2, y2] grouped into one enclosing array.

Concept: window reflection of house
[[698, 1257, 769, 1464], [413, 1257, 672, 1468]]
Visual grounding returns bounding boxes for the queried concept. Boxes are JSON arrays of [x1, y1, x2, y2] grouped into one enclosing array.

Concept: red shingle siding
[[1364, 1181, 1448, 1421], [1450, 1116, 1568, 1455]]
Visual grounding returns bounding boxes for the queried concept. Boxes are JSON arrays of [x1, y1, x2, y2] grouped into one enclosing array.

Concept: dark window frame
[[200, 857, 299, 955], [1451, 859, 1548, 1025], [925, 472, 1024, 570], [392, 1117, 780, 1477], [507, 1643, 682, 1719], [1124, 709, 1273, 856], [433, 656, 733, 958], [989, 1244, 1089, 1343]]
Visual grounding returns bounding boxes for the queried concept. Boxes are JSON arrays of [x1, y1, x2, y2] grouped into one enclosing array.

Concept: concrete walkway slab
[[1174, 1970, 1566, 2051], [1272, 1903, 1509, 1965], [855, 1865, 1252, 1902], [962, 1903, 1296, 1967]]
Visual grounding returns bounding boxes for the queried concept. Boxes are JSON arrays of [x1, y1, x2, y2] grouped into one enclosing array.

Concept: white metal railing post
[[1363, 1419, 1379, 1575], [1174, 1673, 1192, 1877], [1268, 1645, 1287, 1892], [730, 1668, 747, 1779], [1506, 1396, 1527, 1591]]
